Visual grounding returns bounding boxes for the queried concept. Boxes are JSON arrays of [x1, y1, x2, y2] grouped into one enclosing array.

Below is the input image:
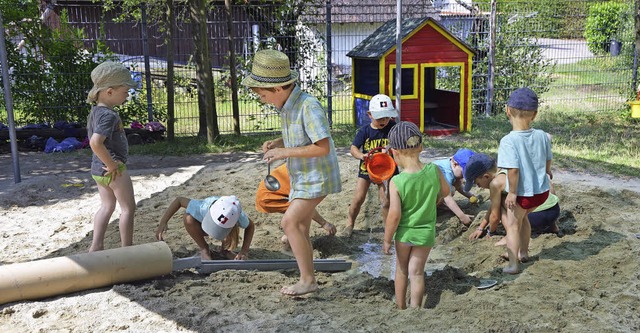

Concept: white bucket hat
[[369, 94, 398, 119], [241, 49, 299, 88], [87, 61, 138, 103]]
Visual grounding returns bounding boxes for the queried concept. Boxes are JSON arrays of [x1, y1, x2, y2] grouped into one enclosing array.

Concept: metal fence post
[[395, 0, 402, 116], [633, 0, 639, 94], [141, 3, 153, 122], [326, 0, 333, 127], [485, 0, 496, 116], [0, 11, 21, 183]]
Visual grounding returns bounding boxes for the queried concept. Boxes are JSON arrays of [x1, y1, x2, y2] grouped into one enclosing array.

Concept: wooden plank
[[196, 259, 352, 274]]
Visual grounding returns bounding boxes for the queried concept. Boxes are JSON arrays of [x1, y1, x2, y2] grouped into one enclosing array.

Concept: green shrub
[[584, 1, 625, 55], [1, 8, 109, 125]]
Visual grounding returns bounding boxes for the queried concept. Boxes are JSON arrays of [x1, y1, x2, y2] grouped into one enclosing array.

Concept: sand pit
[[0, 149, 639, 332]]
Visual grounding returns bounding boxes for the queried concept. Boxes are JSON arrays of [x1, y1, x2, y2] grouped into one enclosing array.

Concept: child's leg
[[408, 246, 431, 309], [503, 205, 527, 274], [281, 196, 325, 296], [520, 212, 532, 261], [183, 214, 212, 260], [377, 182, 390, 224], [110, 170, 135, 247], [346, 178, 370, 235], [394, 241, 412, 309], [89, 184, 117, 252]]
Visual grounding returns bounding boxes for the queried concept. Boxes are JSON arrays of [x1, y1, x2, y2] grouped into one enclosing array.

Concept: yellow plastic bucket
[[628, 101, 640, 118]]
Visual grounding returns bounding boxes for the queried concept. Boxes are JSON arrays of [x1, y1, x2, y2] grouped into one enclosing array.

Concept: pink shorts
[[516, 191, 549, 210]]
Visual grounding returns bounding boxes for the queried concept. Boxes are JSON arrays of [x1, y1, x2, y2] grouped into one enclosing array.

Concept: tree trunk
[[190, 0, 218, 141], [225, 0, 240, 135]]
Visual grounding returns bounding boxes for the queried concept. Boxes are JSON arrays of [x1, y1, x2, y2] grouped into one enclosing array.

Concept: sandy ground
[[1, 147, 639, 333]]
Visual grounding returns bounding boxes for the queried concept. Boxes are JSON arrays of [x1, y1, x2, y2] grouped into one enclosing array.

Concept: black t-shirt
[[351, 120, 397, 179]]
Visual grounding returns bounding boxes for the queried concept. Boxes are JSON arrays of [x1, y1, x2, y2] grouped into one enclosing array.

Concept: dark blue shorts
[[528, 203, 560, 233]]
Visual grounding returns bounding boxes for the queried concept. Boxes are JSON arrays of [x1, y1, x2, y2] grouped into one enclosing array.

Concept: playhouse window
[[389, 65, 418, 99]]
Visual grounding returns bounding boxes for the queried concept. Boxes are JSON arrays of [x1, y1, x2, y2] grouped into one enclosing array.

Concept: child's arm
[[454, 179, 474, 199], [264, 137, 331, 162], [546, 159, 553, 180], [469, 174, 505, 240], [350, 144, 365, 160], [156, 197, 190, 241], [383, 180, 401, 254], [441, 193, 473, 226], [89, 133, 121, 178], [505, 168, 519, 209], [234, 218, 255, 260], [436, 168, 451, 201], [262, 137, 284, 152]]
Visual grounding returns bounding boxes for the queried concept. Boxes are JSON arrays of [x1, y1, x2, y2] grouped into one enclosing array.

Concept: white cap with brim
[[368, 94, 398, 119], [87, 61, 138, 103], [202, 196, 241, 240]]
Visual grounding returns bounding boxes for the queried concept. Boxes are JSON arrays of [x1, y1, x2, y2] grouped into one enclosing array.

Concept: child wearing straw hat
[[383, 121, 449, 309], [86, 61, 139, 252], [345, 94, 398, 237], [242, 49, 341, 296]]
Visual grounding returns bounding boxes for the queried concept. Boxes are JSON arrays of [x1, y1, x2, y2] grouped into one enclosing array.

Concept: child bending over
[[156, 195, 255, 260]]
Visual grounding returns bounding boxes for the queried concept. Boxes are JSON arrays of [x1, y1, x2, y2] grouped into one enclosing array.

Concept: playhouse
[[347, 17, 475, 135]]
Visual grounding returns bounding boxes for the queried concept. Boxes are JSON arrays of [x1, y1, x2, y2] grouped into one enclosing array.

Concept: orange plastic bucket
[[365, 147, 396, 184]]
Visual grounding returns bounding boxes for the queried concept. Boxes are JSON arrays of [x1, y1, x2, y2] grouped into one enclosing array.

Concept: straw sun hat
[[241, 49, 299, 88], [87, 61, 138, 103]]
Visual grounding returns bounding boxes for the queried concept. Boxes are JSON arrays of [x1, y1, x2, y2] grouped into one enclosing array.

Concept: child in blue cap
[[432, 148, 477, 226], [496, 87, 553, 274]]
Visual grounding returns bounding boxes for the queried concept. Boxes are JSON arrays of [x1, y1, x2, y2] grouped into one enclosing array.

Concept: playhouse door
[[420, 64, 463, 136]]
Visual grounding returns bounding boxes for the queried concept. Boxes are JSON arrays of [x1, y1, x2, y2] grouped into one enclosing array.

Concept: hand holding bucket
[[364, 147, 396, 184]]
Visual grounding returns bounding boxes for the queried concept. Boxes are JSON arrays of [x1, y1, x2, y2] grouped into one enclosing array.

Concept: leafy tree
[[1, 3, 107, 125]]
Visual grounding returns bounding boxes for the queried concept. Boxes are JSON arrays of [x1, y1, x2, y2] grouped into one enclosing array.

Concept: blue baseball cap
[[507, 87, 538, 111], [463, 153, 496, 192], [452, 148, 475, 174]]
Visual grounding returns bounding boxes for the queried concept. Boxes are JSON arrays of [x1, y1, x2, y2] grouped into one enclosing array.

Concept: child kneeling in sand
[[156, 195, 255, 260], [383, 121, 449, 309]]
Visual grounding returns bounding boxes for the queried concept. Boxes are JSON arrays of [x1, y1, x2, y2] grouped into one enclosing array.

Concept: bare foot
[[494, 237, 507, 247], [499, 252, 529, 263], [344, 225, 354, 237], [280, 281, 319, 296], [200, 249, 213, 260], [220, 250, 237, 260], [281, 235, 292, 251], [502, 264, 520, 274]]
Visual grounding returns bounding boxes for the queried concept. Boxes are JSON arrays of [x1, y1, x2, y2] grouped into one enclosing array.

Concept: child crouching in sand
[[383, 121, 449, 309], [156, 195, 255, 260]]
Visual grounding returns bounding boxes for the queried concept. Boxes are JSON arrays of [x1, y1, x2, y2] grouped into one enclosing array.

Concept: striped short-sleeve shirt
[[279, 85, 342, 199]]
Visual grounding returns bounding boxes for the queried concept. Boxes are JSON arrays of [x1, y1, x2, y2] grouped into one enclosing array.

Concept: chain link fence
[[0, 0, 636, 136]]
